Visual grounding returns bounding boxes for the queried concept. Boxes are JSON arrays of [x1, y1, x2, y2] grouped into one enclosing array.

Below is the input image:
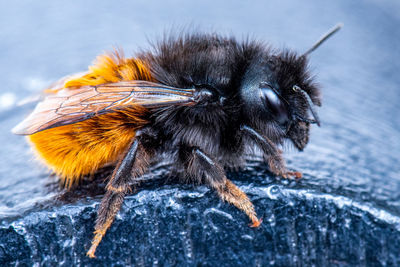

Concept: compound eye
[[259, 83, 288, 124]]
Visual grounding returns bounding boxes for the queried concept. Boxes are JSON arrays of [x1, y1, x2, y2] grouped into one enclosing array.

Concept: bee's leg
[[241, 125, 302, 179], [184, 147, 262, 227], [87, 136, 153, 258]]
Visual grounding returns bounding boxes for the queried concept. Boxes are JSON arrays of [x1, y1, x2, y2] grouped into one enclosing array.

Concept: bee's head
[[240, 51, 321, 150], [240, 23, 341, 150]]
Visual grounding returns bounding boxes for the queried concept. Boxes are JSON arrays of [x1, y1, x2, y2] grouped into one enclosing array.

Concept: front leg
[[180, 146, 262, 227], [241, 125, 301, 179]]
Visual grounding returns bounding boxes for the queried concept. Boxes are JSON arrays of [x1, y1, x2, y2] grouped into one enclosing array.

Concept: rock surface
[[1, 166, 400, 266]]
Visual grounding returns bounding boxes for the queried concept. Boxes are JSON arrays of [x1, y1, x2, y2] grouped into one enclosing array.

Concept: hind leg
[[181, 146, 261, 227], [87, 133, 154, 258]]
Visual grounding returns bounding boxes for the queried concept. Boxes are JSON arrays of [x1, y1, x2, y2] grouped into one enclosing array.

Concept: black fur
[[137, 33, 321, 181], [87, 33, 323, 256]]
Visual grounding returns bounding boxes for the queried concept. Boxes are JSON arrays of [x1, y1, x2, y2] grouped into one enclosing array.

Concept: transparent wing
[[12, 80, 195, 135], [16, 71, 89, 106]]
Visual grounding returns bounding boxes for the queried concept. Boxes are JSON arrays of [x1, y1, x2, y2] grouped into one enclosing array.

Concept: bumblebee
[[13, 24, 342, 258]]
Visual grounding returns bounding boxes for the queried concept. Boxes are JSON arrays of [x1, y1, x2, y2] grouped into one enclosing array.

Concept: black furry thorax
[[136, 33, 321, 167]]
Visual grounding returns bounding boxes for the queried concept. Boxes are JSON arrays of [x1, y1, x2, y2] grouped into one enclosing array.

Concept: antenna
[[302, 23, 343, 57]]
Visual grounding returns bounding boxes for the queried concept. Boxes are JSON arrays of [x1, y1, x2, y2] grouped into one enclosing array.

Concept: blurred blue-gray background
[[0, 1, 400, 264]]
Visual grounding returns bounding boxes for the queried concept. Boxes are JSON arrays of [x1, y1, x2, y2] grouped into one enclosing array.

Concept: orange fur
[[64, 50, 152, 88], [28, 50, 152, 187]]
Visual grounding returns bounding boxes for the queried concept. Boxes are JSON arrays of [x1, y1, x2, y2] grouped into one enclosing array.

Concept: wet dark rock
[[0, 227, 31, 265], [1, 168, 400, 266]]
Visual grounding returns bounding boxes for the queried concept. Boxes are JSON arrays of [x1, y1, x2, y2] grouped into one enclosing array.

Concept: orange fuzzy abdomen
[[28, 51, 152, 187], [28, 107, 148, 187]]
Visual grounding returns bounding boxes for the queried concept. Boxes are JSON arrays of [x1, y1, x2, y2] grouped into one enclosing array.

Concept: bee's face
[[240, 51, 321, 150]]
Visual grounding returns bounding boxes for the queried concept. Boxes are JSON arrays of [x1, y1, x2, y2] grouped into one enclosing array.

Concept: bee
[[13, 24, 342, 258]]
